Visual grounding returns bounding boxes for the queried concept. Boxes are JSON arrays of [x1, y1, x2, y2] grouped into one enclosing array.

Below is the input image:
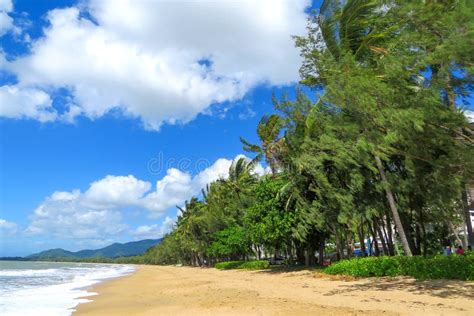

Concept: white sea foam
[[0, 268, 61, 277], [0, 261, 135, 316]]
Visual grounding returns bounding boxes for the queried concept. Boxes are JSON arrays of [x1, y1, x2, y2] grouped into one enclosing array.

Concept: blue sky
[[0, 0, 322, 256], [1, 1, 472, 257]]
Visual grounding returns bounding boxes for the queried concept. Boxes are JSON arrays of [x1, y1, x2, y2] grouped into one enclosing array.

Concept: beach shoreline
[[73, 265, 473, 315]]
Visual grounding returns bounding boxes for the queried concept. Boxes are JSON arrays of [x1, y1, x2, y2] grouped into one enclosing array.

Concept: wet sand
[[74, 265, 474, 315]]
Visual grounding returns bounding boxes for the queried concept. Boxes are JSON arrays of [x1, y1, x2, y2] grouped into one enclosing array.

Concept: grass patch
[[324, 254, 474, 280], [215, 260, 269, 270]]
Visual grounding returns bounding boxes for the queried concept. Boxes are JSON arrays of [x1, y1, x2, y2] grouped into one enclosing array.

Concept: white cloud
[[142, 169, 195, 214], [0, 0, 13, 12], [0, 0, 15, 36], [0, 11, 13, 36], [26, 192, 127, 239], [143, 155, 270, 215], [194, 157, 235, 188], [238, 107, 256, 120], [141, 157, 236, 214], [131, 216, 175, 240], [25, 155, 264, 243], [25, 175, 151, 240], [0, 85, 56, 122], [83, 175, 151, 209], [252, 162, 272, 177], [1, 0, 310, 129], [465, 110, 474, 123], [0, 218, 18, 236]]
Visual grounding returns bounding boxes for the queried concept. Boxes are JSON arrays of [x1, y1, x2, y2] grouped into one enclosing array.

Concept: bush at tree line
[[215, 260, 269, 270], [324, 254, 474, 280]]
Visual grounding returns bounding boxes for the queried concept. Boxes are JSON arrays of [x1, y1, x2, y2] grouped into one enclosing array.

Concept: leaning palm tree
[[225, 157, 258, 216], [241, 114, 284, 174], [176, 197, 206, 266], [228, 157, 255, 183], [228, 157, 256, 188]]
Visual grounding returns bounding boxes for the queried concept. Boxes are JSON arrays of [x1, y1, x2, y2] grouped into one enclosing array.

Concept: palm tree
[[228, 157, 256, 183], [176, 197, 207, 266], [241, 114, 284, 174]]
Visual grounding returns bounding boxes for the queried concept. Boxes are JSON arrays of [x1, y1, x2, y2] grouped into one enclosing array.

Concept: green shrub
[[215, 260, 269, 270], [215, 261, 244, 270], [324, 255, 474, 280], [239, 260, 269, 270]]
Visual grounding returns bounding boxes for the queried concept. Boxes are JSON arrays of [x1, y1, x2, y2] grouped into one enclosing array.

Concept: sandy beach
[[74, 265, 473, 315]]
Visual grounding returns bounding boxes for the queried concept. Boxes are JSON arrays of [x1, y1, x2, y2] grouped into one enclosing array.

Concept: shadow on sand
[[323, 276, 474, 300], [255, 265, 322, 275], [255, 266, 473, 300]]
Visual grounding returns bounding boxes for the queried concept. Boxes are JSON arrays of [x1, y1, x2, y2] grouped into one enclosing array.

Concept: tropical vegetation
[[215, 260, 270, 270], [141, 0, 474, 272], [325, 254, 474, 280]]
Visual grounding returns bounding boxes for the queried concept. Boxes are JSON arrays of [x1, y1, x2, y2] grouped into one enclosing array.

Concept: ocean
[[0, 260, 135, 316]]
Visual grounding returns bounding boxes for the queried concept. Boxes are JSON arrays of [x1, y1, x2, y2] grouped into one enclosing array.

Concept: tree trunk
[[447, 220, 463, 247], [358, 226, 366, 256], [375, 220, 389, 255], [287, 243, 294, 262], [369, 224, 380, 256], [304, 247, 310, 266], [346, 234, 354, 259], [417, 206, 428, 257], [196, 253, 202, 267], [462, 183, 474, 246], [414, 224, 422, 256], [318, 238, 325, 266], [308, 244, 316, 266], [380, 217, 394, 255], [375, 155, 413, 256], [445, 73, 456, 109], [296, 243, 305, 265], [335, 232, 343, 260], [274, 243, 280, 261]]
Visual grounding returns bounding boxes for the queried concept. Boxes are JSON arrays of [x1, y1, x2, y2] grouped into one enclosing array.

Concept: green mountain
[[27, 239, 161, 259]]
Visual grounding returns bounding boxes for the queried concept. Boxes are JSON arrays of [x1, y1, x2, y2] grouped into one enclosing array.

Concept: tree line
[[144, 0, 474, 266]]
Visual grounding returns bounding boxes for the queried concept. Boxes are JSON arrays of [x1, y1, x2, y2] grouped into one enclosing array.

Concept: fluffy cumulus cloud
[[142, 155, 269, 215], [26, 155, 265, 244], [25, 188, 127, 239], [131, 216, 175, 240], [142, 157, 233, 213], [0, 85, 56, 121], [0, 0, 310, 129], [0, 0, 15, 36], [83, 175, 151, 209], [0, 218, 18, 236]]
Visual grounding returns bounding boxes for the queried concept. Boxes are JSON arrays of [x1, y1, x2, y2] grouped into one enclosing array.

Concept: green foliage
[[245, 176, 294, 253], [215, 260, 269, 270], [208, 225, 251, 258], [325, 255, 474, 280], [241, 114, 284, 173], [142, 1, 474, 268]]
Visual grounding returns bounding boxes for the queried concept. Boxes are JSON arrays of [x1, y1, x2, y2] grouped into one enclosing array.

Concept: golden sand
[[74, 265, 473, 315]]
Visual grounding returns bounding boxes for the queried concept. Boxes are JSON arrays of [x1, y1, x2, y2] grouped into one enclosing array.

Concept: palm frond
[[240, 137, 261, 153]]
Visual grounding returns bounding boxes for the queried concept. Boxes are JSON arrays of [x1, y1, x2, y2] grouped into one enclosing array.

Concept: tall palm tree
[[176, 197, 206, 265], [241, 114, 284, 174]]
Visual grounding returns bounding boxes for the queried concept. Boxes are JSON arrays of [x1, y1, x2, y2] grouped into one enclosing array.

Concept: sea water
[[0, 260, 135, 316]]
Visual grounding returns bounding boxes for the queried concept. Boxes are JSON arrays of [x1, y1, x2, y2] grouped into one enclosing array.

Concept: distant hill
[[27, 239, 161, 260]]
